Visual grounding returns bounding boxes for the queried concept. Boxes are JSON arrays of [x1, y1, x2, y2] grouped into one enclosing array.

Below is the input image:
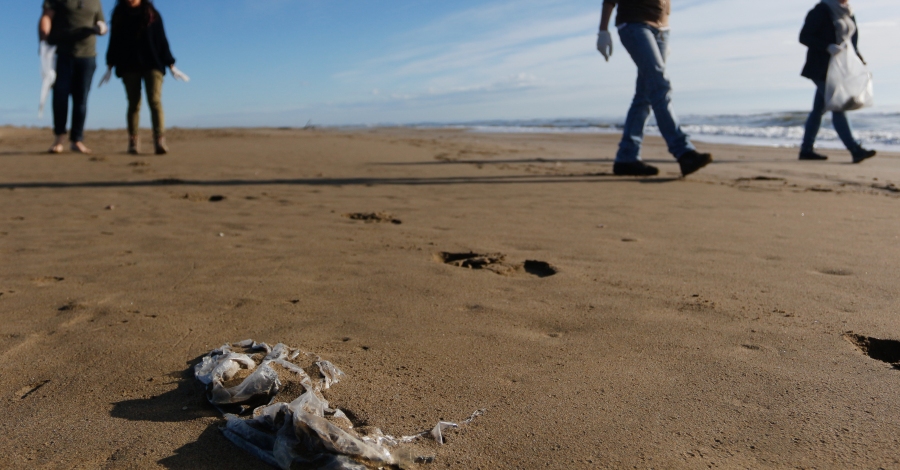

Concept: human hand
[[827, 43, 846, 55], [597, 31, 613, 61], [170, 66, 190, 82], [94, 21, 108, 35], [98, 67, 112, 87]]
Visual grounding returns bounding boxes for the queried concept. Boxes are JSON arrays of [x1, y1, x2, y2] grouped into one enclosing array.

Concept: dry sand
[[1, 126, 899, 469]]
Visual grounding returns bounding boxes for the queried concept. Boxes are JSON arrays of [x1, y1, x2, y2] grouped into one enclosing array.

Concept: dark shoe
[[678, 150, 713, 177], [852, 148, 876, 164], [155, 136, 169, 155], [613, 161, 659, 176], [799, 150, 827, 161], [128, 135, 140, 155]]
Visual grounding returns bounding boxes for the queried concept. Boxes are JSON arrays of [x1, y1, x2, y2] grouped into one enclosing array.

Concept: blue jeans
[[53, 54, 97, 143], [801, 79, 861, 154], [616, 23, 695, 163]]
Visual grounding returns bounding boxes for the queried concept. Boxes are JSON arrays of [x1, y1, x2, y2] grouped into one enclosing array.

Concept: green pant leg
[[122, 73, 143, 136], [144, 70, 165, 139]]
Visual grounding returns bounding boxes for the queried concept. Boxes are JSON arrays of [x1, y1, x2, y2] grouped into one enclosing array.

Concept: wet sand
[[1, 126, 899, 469]]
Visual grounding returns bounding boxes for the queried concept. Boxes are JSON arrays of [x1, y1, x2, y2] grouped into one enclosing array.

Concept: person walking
[[597, 0, 712, 177], [39, 0, 108, 154], [102, 0, 187, 155], [798, 0, 876, 163]]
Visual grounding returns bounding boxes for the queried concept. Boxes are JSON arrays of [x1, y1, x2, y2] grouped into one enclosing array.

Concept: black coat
[[799, 2, 863, 82], [106, 5, 175, 77]]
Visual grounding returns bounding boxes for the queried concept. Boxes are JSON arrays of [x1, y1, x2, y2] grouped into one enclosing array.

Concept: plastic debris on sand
[[194, 340, 484, 469]]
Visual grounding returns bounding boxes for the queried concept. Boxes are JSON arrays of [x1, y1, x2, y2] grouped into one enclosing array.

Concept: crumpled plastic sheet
[[39, 41, 57, 119], [195, 340, 483, 469]]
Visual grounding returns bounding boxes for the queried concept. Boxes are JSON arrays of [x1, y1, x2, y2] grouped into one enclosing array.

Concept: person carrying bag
[[798, 0, 876, 163]]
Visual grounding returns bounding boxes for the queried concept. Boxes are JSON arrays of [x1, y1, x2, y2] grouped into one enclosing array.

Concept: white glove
[[597, 31, 613, 61], [827, 43, 846, 55], [94, 21, 108, 35], [98, 67, 112, 87], [170, 66, 190, 82]]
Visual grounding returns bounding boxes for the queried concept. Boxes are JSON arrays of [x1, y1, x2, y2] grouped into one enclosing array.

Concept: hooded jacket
[[799, 2, 863, 82], [106, 4, 175, 77]]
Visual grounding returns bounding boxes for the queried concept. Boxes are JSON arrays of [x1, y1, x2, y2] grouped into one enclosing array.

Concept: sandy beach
[[1, 126, 899, 469]]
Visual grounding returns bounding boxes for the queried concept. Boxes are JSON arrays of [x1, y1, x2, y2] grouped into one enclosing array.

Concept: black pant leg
[[52, 54, 75, 137], [69, 57, 97, 143]]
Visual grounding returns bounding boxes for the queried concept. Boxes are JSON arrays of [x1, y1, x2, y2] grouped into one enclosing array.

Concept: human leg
[[144, 70, 165, 139], [619, 24, 695, 159], [830, 112, 861, 154], [121, 73, 143, 153], [51, 54, 75, 151], [122, 73, 143, 137], [144, 70, 168, 154], [834, 112, 876, 163], [616, 26, 654, 163], [800, 80, 827, 157], [69, 57, 96, 146]]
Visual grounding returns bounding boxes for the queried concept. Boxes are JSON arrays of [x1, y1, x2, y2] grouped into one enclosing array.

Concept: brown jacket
[[603, 0, 670, 29]]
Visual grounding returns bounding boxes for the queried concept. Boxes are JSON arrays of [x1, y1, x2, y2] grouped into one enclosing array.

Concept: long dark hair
[[114, 0, 158, 28]]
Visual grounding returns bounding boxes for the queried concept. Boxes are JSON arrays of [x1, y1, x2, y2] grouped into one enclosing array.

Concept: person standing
[[798, 0, 876, 163], [103, 0, 187, 155], [39, 0, 108, 154], [597, 0, 712, 177]]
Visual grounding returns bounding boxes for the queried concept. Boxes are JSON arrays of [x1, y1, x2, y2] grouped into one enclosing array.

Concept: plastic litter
[[38, 41, 57, 119], [195, 340, 484, 469], [825, 42, 874, 112], [170, 66, 190, 82], [98, 67, 113, 87]]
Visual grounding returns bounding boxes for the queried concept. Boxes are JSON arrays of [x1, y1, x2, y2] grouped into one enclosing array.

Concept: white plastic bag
[[39, 41, 57, 119], [825, 43, 874, 112]]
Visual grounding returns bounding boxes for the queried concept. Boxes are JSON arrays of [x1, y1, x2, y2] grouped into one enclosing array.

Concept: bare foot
[[48, 135, 66, 154], [71, 141, 93, 154]]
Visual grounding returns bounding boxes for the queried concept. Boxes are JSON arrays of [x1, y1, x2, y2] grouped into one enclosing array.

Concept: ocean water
[[420, 112, 900, 152]]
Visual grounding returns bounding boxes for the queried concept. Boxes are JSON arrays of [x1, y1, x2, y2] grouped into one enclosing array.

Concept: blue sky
[[1, 0, 898, 128]]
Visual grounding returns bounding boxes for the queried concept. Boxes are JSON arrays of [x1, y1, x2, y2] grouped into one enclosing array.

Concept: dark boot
[[155, 136, 169, 155], [128, 135, 139, 155], [852, 148, 876, 164], [678, 150, 713, 177]]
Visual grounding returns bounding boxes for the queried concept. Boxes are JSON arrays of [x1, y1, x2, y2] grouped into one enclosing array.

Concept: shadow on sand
[[109, 359, 267, 469], [1, 173, 684, 190]]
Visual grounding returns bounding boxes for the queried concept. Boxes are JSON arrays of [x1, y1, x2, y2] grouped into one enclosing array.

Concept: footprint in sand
[[343, 212, 402, 225], [32, 276, 64, 286], [844, 333, 900, 369], [816, 268, 853, 276], [436, 252, 558, 278], [57, 301, 86, 312], [175, 193, 226, 203]]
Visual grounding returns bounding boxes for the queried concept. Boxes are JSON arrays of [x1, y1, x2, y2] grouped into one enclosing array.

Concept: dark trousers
[[122, 70, 166, 139], [801, 79, 861, 154], [53, 54, 97, 142]]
